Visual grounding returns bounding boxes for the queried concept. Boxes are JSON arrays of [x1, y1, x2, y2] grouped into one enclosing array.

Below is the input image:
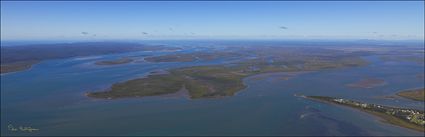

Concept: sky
[[1, 1, 424, 41]]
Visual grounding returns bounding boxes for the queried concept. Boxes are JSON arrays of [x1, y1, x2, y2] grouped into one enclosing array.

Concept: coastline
[[304, 96, 425, 132], [396, 88, 425, 101]]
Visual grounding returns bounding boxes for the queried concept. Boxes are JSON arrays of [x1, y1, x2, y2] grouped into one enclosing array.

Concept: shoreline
[[304, 96, 425, 132], [396, 88, 425, 101]]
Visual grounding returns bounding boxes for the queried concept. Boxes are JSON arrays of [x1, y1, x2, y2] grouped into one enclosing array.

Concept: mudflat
[[397, 88, 425, 101]]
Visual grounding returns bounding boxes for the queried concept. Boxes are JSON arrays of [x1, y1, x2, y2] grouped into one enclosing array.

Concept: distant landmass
[[0, 42, 180, 73], [144, 52, 241, 63]]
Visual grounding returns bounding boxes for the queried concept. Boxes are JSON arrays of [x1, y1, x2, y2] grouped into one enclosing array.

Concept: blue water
[[1, 45, 424, 136]]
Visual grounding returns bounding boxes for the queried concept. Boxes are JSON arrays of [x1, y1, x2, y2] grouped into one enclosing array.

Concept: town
[[306, 96, 425, 131]]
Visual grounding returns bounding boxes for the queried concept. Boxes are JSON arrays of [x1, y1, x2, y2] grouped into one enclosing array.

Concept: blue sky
[[1, 1, 424, 40]]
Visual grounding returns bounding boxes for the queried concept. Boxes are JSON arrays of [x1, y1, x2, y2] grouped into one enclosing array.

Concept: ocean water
[[1, 44, 424, 136]]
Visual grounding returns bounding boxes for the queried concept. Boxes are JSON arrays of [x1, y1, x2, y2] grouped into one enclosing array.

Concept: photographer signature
[[8, 124, 39, 132]]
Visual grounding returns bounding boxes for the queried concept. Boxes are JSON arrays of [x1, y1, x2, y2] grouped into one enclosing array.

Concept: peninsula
[[306, 96, 425, 132]]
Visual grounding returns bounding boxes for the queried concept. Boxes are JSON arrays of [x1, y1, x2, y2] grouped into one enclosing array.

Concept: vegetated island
[[87, 46, 369, 99], [306, 96, 425, 132], [0, 60, 39, 74], [346, 78, 386, 89], [95, 57, 134, 65], [0, 42, 180, 74], [396, 88, 425, 101]]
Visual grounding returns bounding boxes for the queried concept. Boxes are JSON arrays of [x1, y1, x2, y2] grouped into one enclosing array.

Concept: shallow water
[[1, 45, 424, 136]]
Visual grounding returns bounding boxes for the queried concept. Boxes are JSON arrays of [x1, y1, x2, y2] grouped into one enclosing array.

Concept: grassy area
[[306, 96, 425, 132], [397, 88, 425, 101], [95, 58, 133, 65]]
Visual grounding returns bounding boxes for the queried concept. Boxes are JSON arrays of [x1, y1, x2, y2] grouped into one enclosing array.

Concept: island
[[305, 96, 425, 132], [87, 46, 369, 99], [0, 42, 181, 74], [397, 88, 425, 101], [87, 65, 247, 99], [95, 57, 133, 65], [0, 60, 39, 74], [346, 78, 386, 88]]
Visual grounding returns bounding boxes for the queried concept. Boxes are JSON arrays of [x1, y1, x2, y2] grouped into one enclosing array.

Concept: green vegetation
[[174, 66, 248, 98], [87, 65, 248, 99], [87, 74, 184, 99], [95, 58, 133, 65], [88, 47, 369, 99], [1, 42, 180, 74], [397, 88, 425, 101], [306, 96, 425, 132]]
